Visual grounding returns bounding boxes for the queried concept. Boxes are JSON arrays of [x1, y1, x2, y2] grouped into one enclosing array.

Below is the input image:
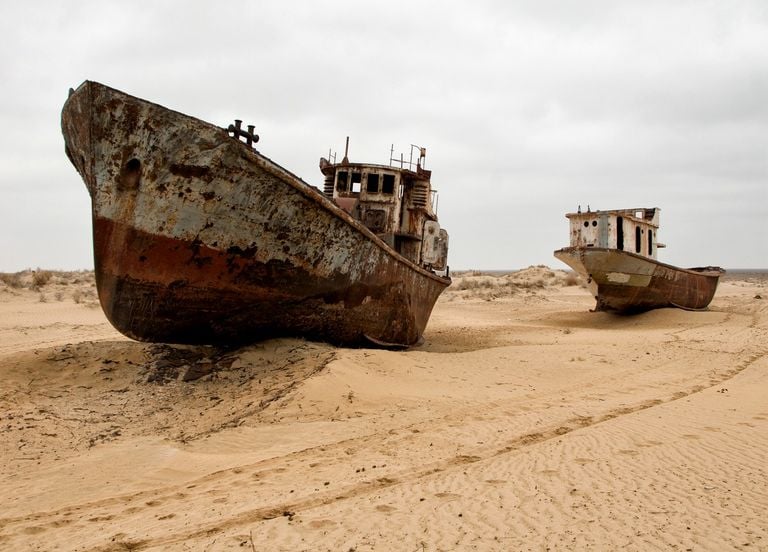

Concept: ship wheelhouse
[[319, 142, 449, 274], [565, 207, 665, 260]]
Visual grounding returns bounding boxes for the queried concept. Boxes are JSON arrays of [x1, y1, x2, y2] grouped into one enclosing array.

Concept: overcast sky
[[1, 0, 766, 271]]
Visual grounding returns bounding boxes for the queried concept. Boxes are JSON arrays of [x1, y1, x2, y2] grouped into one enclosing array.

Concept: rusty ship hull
[[554, 247, 723, 313], [61, 81, 450, 346]]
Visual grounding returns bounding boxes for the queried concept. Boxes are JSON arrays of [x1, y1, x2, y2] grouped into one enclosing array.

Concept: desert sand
[[0, 268, 767, 551]]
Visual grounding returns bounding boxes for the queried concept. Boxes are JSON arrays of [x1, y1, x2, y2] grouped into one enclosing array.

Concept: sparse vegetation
[[0, 269, 99, 306], [445, 266, 581, 302], [0, 273, 23, 288]]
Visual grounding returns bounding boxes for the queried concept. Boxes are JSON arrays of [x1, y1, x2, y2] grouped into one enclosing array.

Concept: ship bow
[[61, 81, 96, 196]]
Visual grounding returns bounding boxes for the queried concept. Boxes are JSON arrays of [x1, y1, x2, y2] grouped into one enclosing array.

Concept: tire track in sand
[[6, 346, 764, 551]]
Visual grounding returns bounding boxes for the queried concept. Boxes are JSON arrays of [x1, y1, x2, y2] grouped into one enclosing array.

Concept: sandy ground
[[0, 268, 767, 551]]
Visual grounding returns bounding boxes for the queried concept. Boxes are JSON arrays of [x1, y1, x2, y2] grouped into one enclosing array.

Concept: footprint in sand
[[454, 454, 482, 464], [485, 479, 506, 485], [87, 515, 114, 522], [308, 519, 336, 529]]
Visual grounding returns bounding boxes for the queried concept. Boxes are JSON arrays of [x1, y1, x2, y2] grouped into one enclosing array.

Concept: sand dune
[[0, 268, 766, 550]]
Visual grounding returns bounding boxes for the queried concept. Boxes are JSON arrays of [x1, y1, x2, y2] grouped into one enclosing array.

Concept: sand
[[0, 268, 766, 551]]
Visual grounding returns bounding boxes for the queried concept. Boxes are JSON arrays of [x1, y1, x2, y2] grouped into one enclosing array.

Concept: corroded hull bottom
[[95, 217, 448, 347], [554, 247, 723, 313]]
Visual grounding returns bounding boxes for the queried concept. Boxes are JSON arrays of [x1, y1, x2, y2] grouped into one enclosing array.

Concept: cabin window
[[382, 174, 395, 194], [635, 210, 643, 219], [616, 216, 624, 250], [648, 229, 653, 254], [583, 221, 589, 228], [336, 171, 348, 192], [592, 220, 597, 227], [635, 227, 642, 253], [367, 173, 379, 193], [351, 172, 362, 193]]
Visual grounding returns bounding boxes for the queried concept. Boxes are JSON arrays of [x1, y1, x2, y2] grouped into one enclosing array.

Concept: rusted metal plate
[[61, 81, 450, 346]]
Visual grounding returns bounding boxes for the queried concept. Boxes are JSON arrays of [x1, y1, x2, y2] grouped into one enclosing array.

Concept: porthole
[[118, 158, 141, 190]]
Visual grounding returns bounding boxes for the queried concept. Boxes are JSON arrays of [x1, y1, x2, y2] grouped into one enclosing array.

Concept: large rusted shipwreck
[[61, 81, 450, 347], [554, 207, 723, 312]]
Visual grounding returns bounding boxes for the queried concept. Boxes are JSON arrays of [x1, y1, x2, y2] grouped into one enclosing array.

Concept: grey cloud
[[0, 0, 766, 271]]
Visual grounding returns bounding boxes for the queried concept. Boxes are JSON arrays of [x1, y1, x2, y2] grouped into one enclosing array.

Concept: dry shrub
[[32, 269, 53, 289], [0, 272, 23, 288], [73, 287, 98, 305], [563, 272, 580, 286], [454, 278, 495, 291], [452, 279, 475, 291], [516, 277, 545, 289]]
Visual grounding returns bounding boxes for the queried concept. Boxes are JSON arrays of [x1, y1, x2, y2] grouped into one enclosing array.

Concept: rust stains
[[170, 163, 211, 178]]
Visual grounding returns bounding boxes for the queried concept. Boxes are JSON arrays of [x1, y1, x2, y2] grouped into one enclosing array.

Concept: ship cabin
[[565, 207, 665, 260], [319, 144, 448, 273]]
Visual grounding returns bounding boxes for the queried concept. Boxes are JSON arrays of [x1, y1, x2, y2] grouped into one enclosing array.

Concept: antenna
[[342, 136, 349, 164]]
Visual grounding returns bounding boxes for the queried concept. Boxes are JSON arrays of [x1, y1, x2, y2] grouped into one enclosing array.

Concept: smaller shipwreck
[[554, 207, 724, 312]]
